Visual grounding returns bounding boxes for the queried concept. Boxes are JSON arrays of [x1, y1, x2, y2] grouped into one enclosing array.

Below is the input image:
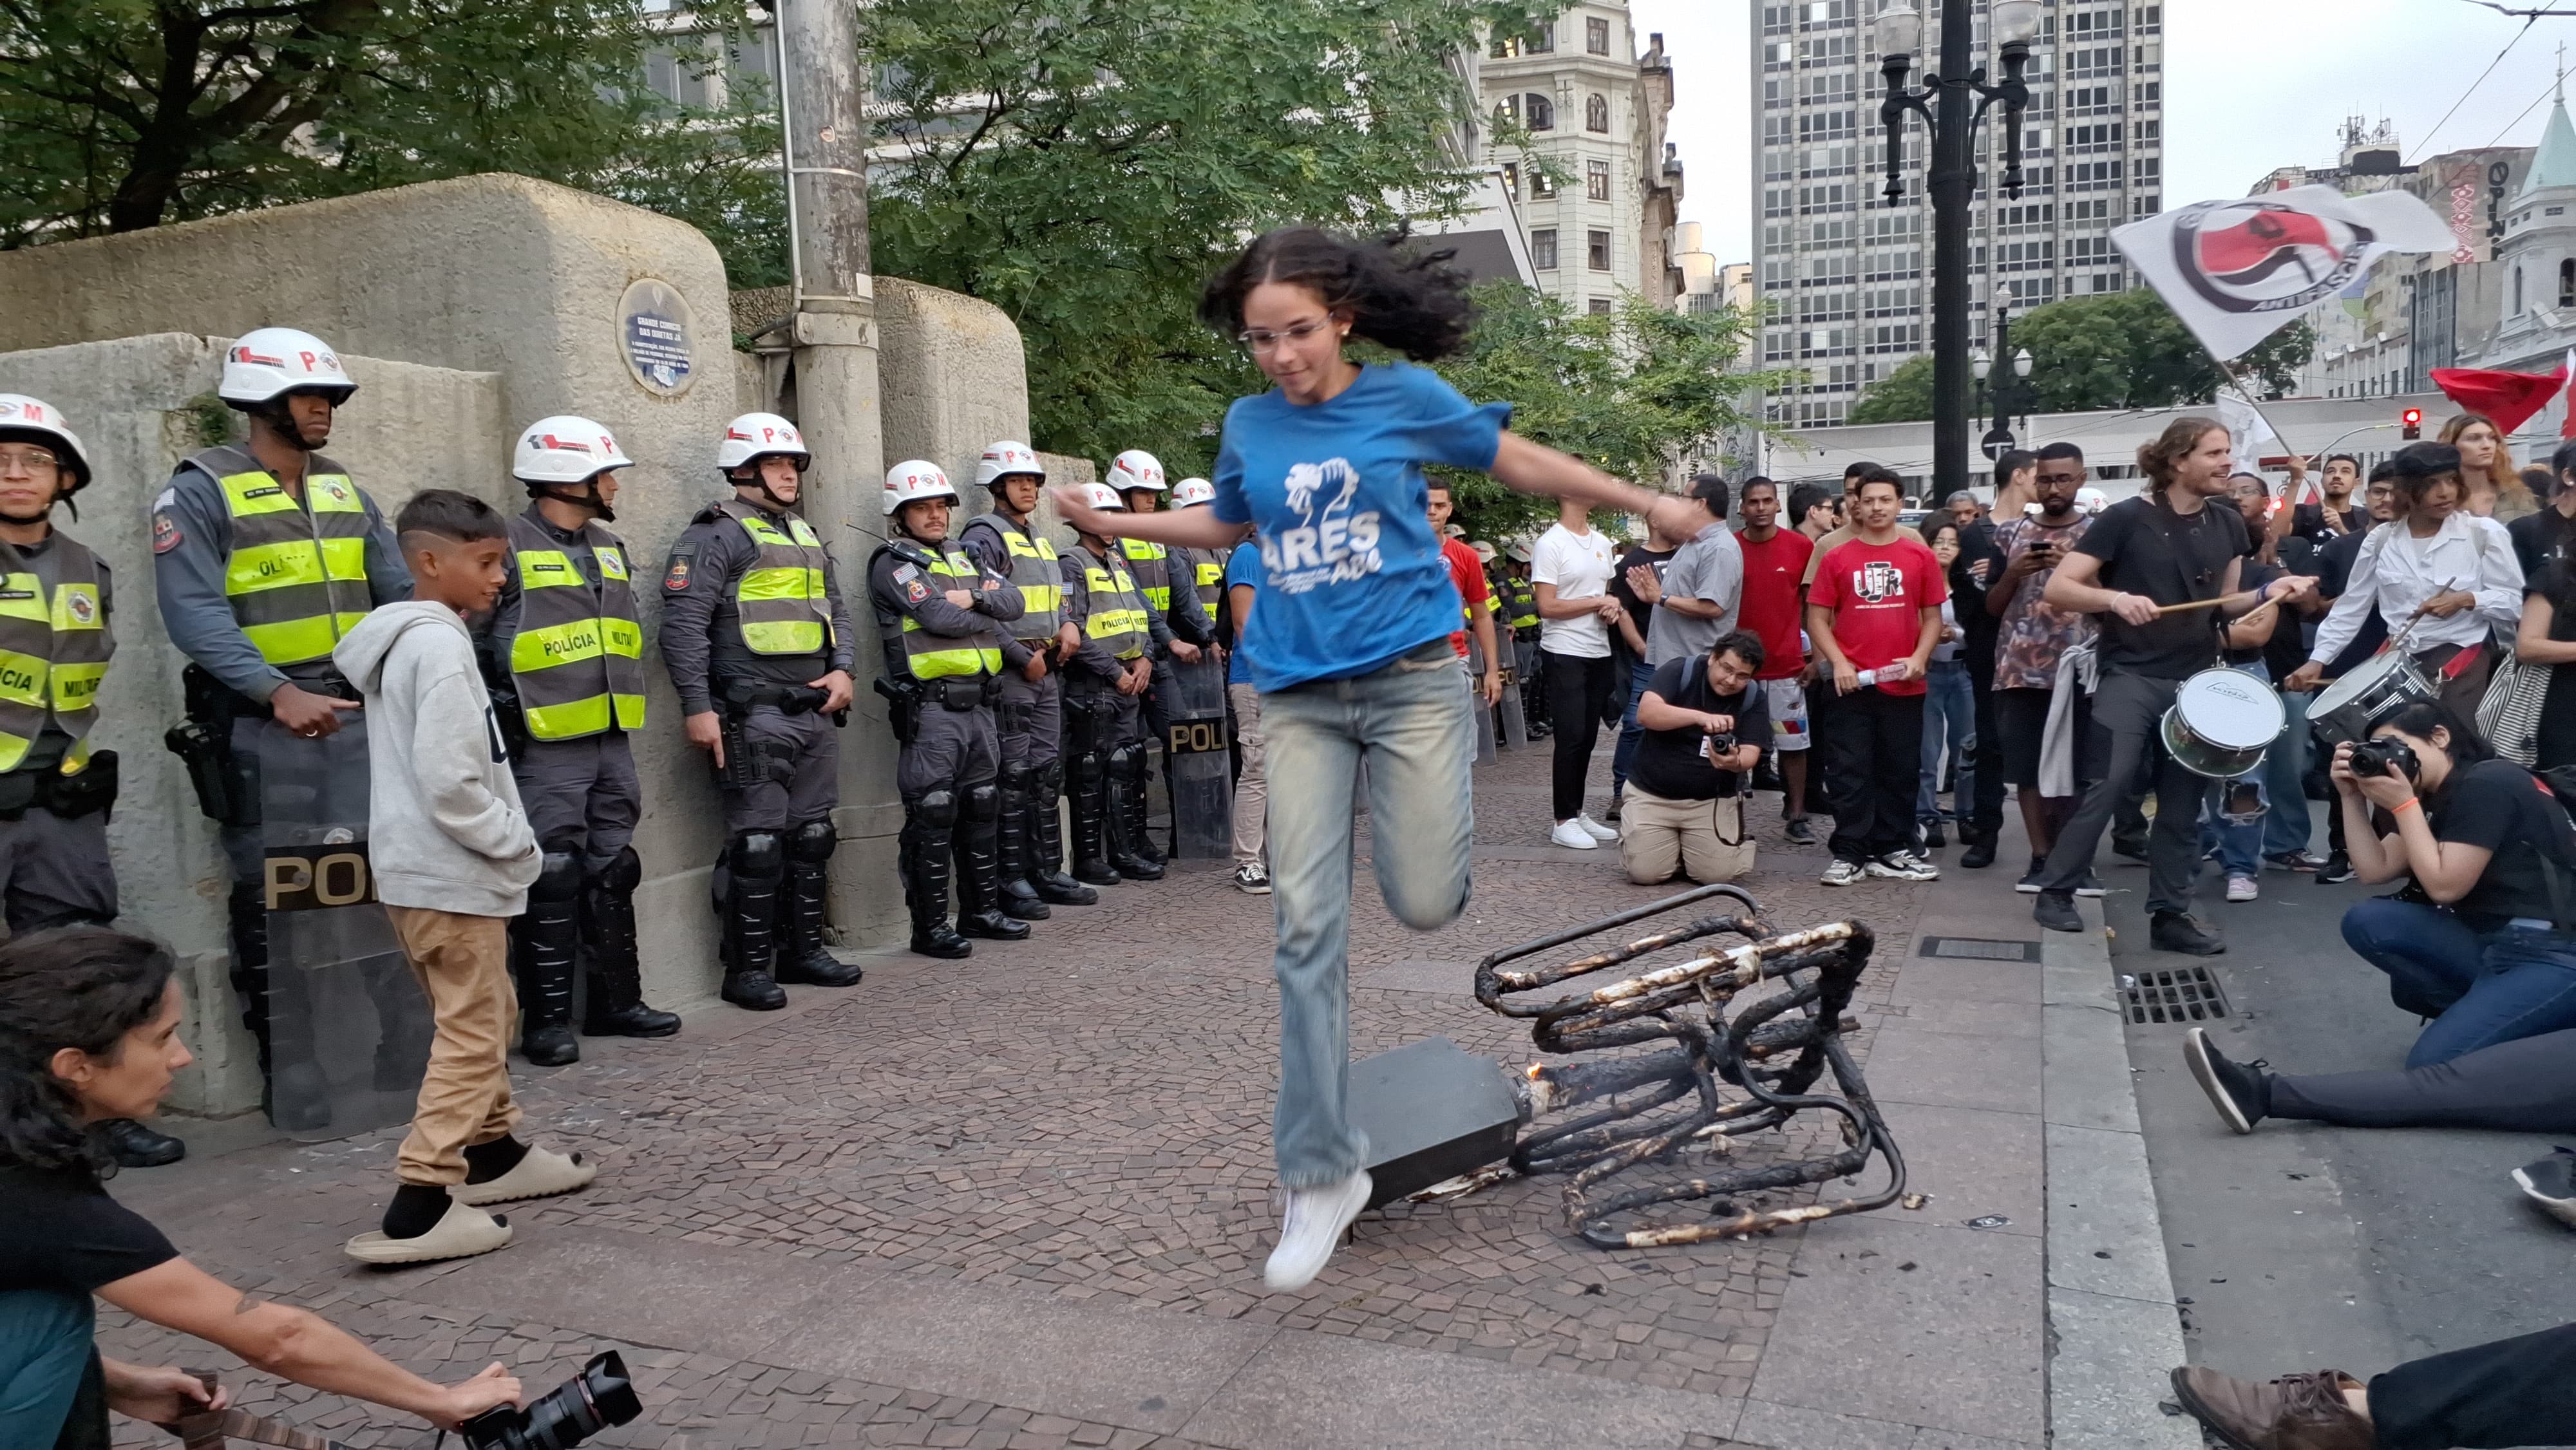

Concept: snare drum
[[2307, 649, 2436, 748], [2159, 668, 2286, 780]]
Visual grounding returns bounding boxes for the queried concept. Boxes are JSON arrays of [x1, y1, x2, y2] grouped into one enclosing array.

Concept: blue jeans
[[2194, 664, 2271, 878], [2263, 687, 2314, 858], [1915, 658, 1976, 825], [0, 1290, 94, 1450], [1611, 657, 1657, 793], [2343, 896, 2576, 1068], [1261, 640, 1476, 1187]]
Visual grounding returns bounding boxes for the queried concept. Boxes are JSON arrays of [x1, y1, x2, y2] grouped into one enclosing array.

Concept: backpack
[[2525, 766, 2576, 930]]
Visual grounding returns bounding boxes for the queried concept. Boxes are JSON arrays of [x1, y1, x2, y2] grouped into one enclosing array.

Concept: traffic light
[[2401, 408, 2422, 441]]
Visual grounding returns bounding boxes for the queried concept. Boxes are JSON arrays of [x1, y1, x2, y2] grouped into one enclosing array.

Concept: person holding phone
[[1986, 445, 2096, 889]]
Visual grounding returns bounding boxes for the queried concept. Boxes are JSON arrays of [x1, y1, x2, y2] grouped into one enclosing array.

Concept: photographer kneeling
[[1621, 630, 1768, 886], [1, 927, 522, 1449]]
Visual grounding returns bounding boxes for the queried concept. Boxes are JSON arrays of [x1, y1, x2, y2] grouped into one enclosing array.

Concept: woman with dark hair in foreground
[[0, 927, 521, 1448]]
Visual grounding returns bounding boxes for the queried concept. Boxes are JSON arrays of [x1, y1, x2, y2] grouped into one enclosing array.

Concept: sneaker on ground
[[2315, 852, 2356, 885], [1264, 1169, 1372, 1292], [2512, 1147, 2576, 1229], [1232, 862, 1272, 894], [1550, 820, 1599, 850], [2015, 858, 2047, 894], [1820, 858, 1865, 887], [2032, 890, 2082, 933], [2266, 849, 2325, 873], [2072, 872, 2107, 899], [1604, 791, 1624, 824], [2226, 874, 2259, 903], [1783, 816, 1819, 847], [2151, 910, 2226, 956], [2111, 834, 2150, 863], [1576, 813, 1619, 842], [2182, 1027, 2269, 1135], [1866, 851, 1940, 881], [345, 1199, 512, 1265]]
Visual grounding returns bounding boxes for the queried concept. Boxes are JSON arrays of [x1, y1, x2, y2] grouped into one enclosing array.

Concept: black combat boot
[[778, 820, 864, 985], [1104, 746, 1164, 881], [993, 766, 1051, 920], [905, 792, 972, 958], [1028, 760, 1097, 905], [956, 782, 1034, 940], [1068, 753, 1121, 887], [514, 851, 583, 1066], [720, 831, 790, 1010], [580, 849, 681, 1038]]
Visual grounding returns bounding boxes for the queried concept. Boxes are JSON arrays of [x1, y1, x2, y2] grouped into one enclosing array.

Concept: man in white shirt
[[1532, 497, 1624, 849], [2285, 442, 2524, 716]]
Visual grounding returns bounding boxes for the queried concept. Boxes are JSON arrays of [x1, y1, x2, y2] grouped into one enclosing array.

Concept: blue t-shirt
[[1224, 541, 1262, 686], [1213, 362, 1509, 692]]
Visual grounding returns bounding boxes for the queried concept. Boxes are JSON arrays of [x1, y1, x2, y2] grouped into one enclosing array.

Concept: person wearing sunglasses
[[1052, 227, 1698, 1294]]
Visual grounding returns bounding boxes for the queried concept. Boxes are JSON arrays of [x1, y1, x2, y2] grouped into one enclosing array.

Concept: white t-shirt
[[1533, 523, 1616, 659]]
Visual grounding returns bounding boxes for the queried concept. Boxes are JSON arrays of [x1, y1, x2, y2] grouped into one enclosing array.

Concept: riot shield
[[258, 715, 433, 1141], [1160, 654, 1235, 859], [1464, 634, 1497, 766], [1495, 652, 1528, 750]]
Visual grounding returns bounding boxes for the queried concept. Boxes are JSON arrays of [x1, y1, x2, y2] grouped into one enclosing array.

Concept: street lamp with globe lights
[[1875, 0, 2039, 499], [1971, 305, 2039, 460]]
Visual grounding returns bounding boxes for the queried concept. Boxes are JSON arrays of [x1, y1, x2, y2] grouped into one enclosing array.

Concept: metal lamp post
[[1875, 0, 2039, 500], [1971, 304, 2037, 462]]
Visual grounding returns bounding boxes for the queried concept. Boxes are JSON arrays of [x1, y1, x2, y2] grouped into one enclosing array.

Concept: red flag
[[2430, 365, 2568, 437]]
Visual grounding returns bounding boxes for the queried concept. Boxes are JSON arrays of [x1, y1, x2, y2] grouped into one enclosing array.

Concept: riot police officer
[[1057, 483, 1160, 883], [658, 413, 863, 1011], [482, 417, 681, 1066], [870, 460, 1032, 957], [1168, 478, 1228, 651], [954, 442, 1097, 914], [1108, 449, 1211, 867], [0, 395, 160, 1162], [153, 327, 414, 1129], [1501, 538, 1549, 737]]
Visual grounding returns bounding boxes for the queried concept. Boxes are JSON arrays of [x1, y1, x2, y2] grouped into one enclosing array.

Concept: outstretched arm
[[1051, 490, 1250, 551], [1490, 433, 1698, 541]]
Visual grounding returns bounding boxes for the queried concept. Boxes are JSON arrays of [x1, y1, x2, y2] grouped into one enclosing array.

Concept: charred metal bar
[[1475, 887, 1904, 1250]]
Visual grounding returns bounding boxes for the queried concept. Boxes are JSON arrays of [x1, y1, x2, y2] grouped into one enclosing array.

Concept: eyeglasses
[[0, 447, 59, 473], [1236, 317, 1336, 353]]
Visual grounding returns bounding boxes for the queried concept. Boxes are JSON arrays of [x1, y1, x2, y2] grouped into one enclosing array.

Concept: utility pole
[[1926, 0, 1975, 505], [776, 0, 900, 941]]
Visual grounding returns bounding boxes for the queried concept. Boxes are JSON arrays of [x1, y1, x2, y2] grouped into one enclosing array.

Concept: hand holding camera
[[2333, 737, 2420, 812]]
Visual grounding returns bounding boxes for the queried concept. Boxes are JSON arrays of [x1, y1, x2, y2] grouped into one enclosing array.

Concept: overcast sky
[[1636, 0, 2576, 265]]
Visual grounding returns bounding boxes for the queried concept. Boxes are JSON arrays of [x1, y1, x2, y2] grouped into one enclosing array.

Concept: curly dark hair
[[2137, 416, 2226, 499], [0, 927, 176, 1174], [1198, 227, 1477, 362]]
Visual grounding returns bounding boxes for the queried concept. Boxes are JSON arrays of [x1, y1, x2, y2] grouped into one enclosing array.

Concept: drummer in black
[[2029, 417, 2315, 952]]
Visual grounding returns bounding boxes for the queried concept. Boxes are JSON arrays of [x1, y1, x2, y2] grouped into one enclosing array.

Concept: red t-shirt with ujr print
[[1807, 535, 1946, 697]]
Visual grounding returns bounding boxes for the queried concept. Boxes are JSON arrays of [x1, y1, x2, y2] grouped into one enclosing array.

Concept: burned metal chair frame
[[1472, 883, 1906, 1248]]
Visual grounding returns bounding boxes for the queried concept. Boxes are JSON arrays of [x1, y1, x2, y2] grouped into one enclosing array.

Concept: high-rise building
[[1750, 0, 2166, 429], [1480, 5, 1686, 313]]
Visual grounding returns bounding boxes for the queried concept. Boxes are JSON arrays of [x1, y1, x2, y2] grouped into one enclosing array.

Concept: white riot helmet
[[1075, 481, 1128, 513], [882, 459, 961, 517], [1472, 540, 1497, 563], [975, 440, 1045, 492], [2076, 485, 2108, 515], [1507, 538, 1533, 564], [715, 412, 811, 473], [1108, 449, 1167, 494], [219, 327, 357, 406], [0, 395, 91, 491], [513, 415, 632, 486], [1171, 477, 1217, 507]]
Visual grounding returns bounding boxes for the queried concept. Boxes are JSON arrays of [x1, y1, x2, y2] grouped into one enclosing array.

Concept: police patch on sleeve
[[663, 549, 695, 590], [903, 576, 931, 604], [151, 512, 183, 554]]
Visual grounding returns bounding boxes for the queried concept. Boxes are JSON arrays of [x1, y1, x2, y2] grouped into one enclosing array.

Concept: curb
[[2041, 901, 2196, 1448]]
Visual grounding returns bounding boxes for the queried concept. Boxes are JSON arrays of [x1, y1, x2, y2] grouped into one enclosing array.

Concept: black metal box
[[1347, 1037, 1520, 1209]]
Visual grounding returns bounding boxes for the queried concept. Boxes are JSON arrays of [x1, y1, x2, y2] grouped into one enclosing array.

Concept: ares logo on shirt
[[1262, 459, 1382, 595], [1851, 560, 1906, 604]]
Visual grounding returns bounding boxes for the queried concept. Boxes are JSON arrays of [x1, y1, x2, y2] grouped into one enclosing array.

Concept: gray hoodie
[[332, 601, 540, 917]]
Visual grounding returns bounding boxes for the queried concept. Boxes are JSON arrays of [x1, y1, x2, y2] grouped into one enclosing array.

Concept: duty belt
[[927, 678, 996, 710], [721, 680, 831, 715]]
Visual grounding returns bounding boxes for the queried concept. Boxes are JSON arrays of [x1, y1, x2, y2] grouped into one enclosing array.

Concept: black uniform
[[867, 529, 1030, 956], [1060, 538, 1160, 882], [658, 494, 861, 1009]]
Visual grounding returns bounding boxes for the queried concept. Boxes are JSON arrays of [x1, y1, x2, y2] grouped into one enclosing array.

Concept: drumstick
[[2152, 590, 2259, 617]]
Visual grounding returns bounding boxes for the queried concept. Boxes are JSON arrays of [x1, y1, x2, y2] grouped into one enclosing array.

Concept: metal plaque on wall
[[618, 278, 697, 397]]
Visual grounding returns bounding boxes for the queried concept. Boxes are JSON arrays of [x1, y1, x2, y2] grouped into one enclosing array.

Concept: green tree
[[1427, 283, 1780, 540], [1846, 355, 1935, 424], [858, 0, 1559, 467]]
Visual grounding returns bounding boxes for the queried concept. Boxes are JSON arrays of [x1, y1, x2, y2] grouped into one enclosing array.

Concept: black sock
[[383, 1183, 450, 1238], [462, 1135, 529, 1184]]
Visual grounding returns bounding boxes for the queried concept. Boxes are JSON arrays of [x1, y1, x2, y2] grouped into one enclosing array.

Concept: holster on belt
[[166, 664, 260, 826], [43, 748, 118, 820], [872, 676, 922, 745]]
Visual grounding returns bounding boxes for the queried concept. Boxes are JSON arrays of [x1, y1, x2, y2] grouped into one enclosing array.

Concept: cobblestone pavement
[[103, 735, 1944, 1449]]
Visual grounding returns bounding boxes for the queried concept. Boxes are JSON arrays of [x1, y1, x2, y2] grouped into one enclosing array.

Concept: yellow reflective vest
[[718, 500, 834, 655], [505, 513, 645, 740], [193, 445, 373, 666], [0, 534, 109, 776]]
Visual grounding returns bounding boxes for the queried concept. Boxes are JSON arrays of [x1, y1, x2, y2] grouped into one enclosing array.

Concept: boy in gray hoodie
[[336, 489, 598, 1265]]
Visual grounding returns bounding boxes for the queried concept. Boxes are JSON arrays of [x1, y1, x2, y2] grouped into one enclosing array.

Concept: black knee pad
[[789, 818, 836, 863], [915, 789, 958, 829], [998, 764, 1031, 797], [965, 782, 1000, 821], [589, 845, 641, 894], [534, 850, 582, 903], [730, 830, 785, 880]]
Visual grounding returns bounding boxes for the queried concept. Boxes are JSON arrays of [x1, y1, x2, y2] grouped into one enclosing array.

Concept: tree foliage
[[859, 0, 1558, 469], [1428, 283, 1780, 540], [1841, 291, 2318, 424]]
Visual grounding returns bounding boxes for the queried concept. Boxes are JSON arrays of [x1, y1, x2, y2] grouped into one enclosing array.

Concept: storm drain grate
[[1920, 936, 2044, 963], [2123, 966, 2231, 1024]]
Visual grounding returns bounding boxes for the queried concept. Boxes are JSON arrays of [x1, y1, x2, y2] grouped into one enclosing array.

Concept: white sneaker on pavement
[[1820, 858, 1865, 887], [1866, 851, 1940, 881], [1264, 1169, 1372, 1292], [1576, 813, 1619, 842], [1551, 820, 1599, 850], [1232, 862, 1272, 894], [2226, 874, 2259, 903]]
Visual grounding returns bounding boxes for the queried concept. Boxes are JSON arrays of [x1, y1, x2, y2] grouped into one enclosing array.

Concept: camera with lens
[[2347, 737, 2420, 783], [458, 1351, 640, 1450]]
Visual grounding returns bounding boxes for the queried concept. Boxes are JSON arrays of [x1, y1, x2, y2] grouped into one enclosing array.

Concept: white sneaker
[[1233, 862, 1272, 894], [2226, 874, 2259, 903], [1867, 851, 1940, 881], [1820, 858, 1865, 887], [1550, 820, 1599, 850], [1264, 1170, 1372, 1292], [1576, 813, 1619, 842]]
